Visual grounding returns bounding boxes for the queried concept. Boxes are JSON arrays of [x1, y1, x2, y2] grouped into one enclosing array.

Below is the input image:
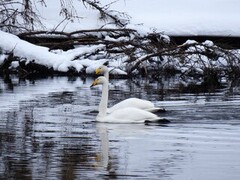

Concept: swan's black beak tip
[[90, 82, 97, 88]]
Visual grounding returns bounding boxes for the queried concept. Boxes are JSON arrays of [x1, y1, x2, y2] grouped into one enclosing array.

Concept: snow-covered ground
[[38, 0, 240, 37], [113, 0, 240, 37]]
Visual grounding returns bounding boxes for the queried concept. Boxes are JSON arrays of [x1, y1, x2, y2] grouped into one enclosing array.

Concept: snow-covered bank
[[0, 30, 127, 75], [1, 29, 240, 85], [1, 1, 240, 84]]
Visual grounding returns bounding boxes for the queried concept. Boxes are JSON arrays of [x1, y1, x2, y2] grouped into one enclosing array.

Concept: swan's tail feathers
[[144, 118, 170, 125], [147, 108, 167, 113]]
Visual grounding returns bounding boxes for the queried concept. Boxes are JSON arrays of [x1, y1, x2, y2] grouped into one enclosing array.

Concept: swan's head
[[95, 65, 108, 75], [90, 76, 107, 87]]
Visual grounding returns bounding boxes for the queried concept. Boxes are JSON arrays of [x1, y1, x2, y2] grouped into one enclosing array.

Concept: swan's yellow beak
[[90, 79, 99, 87], [95, 68, 101, 75]]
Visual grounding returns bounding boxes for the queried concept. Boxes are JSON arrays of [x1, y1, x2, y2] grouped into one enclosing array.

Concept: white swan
[[91, 76, 164, 123], [95, 65, 165, 113]]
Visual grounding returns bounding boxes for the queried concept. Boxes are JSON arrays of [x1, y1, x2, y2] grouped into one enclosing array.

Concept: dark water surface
[[0, 76, 240, 180]]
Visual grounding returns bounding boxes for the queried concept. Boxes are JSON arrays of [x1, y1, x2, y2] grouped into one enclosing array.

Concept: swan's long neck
[[98, 79, 108, 117], [104, 69, 109, 82]]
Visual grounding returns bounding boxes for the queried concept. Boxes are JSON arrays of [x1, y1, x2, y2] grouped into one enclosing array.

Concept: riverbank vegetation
[[1, 0, 240, 92]]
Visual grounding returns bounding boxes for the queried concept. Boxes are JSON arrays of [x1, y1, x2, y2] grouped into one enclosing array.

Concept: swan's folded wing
[[108, 98, 155, 113]]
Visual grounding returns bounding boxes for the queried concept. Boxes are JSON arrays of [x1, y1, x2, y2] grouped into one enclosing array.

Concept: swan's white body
[[97, 107, 160, 123], [107, 98, 157, 114], [95, 65, 164, 113], [91, 76, 161, 123]]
